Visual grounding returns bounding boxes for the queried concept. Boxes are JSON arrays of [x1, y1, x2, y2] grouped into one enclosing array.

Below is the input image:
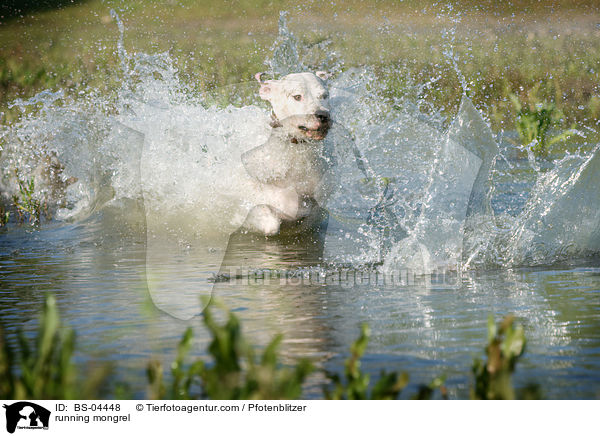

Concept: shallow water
[[0, 209, 599, 399], [1, 11, 599, 399]]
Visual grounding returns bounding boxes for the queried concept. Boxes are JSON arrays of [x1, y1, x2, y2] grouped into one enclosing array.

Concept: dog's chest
[[281, 144, 328, 193], [242, 137, 328, 195]]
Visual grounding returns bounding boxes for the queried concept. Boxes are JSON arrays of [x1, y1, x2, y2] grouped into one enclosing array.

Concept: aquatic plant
[[1, 295, 535, 400], [324, 324, 410, 399], [147, 301, 313, 400], [471, 315, 527, 400], [0, 204, 9, 227], [11, 173, 43, 225], [509, 93, 576, 155], [412, 375, 448, 400], [150, 311, 447, 401], [324, 323, 447, 400], [0, 296, 110, 399]]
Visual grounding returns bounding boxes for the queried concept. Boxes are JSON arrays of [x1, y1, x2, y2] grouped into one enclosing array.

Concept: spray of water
[[1, 10, 598, 284]]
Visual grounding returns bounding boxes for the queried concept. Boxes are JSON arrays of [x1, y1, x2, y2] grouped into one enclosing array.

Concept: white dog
[[241, 71, 334, 236]]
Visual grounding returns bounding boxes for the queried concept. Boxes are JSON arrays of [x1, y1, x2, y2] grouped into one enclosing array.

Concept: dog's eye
[[320, 93, 329, 99], [292, 95, 302, 101]]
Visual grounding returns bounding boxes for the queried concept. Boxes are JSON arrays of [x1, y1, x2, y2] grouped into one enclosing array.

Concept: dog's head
[[256, 71, 332, 141]]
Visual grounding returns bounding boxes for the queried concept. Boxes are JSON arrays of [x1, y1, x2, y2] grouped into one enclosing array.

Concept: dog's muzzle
[[298, 111, 331, 140]]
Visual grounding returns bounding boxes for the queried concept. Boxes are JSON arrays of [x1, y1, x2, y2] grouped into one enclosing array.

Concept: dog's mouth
[[298, 124, 330, 140]]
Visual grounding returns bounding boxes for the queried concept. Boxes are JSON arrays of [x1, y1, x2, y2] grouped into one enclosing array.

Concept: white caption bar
[[1, 400, 597, 436]]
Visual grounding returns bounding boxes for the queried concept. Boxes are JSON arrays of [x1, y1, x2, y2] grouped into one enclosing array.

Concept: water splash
[[110, 9, 129, 77], [0, 10, 598, 283], [265, 11, 305, 76], [506, 145, 600, 265]]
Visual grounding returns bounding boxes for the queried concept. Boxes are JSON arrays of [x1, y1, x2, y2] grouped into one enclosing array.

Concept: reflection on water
[[1, 215, 598, 399]]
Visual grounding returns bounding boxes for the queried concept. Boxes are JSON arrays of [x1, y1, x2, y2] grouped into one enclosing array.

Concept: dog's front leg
[[243, 204, 282, 236], [260, 184, 300, 220], [243, 186, 300, 235]]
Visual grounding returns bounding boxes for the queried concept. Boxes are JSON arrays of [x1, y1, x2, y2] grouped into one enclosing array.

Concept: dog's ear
[[316, 71, 332, 81], [255, 72, 273, 101], [254, 72, 267, 83], [258, 82, 274, 101]]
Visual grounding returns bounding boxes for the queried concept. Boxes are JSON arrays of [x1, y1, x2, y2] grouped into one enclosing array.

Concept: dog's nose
[[315, 110, 330, 123]]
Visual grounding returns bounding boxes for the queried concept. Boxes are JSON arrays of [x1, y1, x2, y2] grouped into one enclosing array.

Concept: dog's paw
[[243, 205, 281, 236]]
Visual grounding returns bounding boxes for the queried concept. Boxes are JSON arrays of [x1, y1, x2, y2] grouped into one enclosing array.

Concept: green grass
[[1, 0, 599, 137], [1, 295, 538, 400]]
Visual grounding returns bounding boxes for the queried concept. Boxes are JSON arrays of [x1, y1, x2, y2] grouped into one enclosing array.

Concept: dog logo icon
[[2, 402, 50, 433]]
